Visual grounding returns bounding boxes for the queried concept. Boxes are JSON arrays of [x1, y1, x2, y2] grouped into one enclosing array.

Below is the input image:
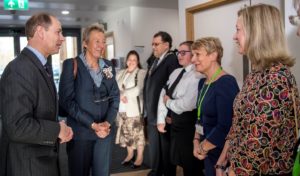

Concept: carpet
[[110, 143, 150, 174]]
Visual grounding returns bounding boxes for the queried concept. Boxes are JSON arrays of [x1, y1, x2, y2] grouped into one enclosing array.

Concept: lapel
[[150, 51, 173, 76], [22, 48, 56, 100], [123, 68, 138, 88], [77, 57, 109, 89], [77, 57, 95, 86]]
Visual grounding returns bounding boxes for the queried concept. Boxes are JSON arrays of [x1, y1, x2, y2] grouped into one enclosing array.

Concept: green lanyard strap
[[197, 67, 222, 121]]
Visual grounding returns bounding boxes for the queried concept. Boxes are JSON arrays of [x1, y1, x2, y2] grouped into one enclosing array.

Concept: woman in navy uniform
[[59, 24, 120, 176]]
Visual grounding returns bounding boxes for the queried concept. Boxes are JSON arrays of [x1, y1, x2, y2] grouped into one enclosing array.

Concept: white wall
[[178, 0, 208, 42], [103, 7, 132, 60], [178, 0, 300, 89], [131, 6, 179, 67], [285, 0, 300, 90], [104, 6, 179, 68], [193, 1, 248, 87]]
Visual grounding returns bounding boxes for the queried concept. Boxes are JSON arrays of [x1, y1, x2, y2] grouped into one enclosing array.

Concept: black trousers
[[147, 124, 176, 176]]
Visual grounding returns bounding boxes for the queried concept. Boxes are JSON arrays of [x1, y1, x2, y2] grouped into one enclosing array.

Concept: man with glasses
[[144, 31, 180, 176]]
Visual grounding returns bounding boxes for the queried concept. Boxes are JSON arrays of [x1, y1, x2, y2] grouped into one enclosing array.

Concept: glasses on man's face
[[289, 15, 300, 26], [177, 50, 191, 57], [152, 42, 163, 47]]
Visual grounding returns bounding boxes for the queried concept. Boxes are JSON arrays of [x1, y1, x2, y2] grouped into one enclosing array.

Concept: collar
[[79, 53, 107, 70], [184, 64, 194, 73], [26, 45, 47, 66], [159, 50, 168, 60], [157, 50, 169, 65]]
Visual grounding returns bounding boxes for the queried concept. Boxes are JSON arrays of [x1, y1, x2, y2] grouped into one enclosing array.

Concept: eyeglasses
[[289, 15, 300, 26], [152, 42, 163, 47], [177, 50, 191, 56]]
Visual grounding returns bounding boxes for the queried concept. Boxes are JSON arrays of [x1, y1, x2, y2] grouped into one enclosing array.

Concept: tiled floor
[[111, 167, 183, 176]]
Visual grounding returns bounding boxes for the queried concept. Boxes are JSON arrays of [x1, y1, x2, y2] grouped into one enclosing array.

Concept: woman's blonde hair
[[191, 37, 223, 65], [238, 4, 294, 70], [82, 24, 104, 45]]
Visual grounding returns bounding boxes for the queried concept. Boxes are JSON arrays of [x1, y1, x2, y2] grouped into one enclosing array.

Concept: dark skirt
[[170, 110, 200, 170]]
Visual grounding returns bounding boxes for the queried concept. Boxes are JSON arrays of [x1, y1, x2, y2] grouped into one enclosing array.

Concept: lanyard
[[197, 67, 222, 121]]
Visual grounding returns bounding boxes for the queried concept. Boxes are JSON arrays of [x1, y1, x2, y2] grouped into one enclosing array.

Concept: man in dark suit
[[144, 31, 180, 176], [0, 13, 73, 176]]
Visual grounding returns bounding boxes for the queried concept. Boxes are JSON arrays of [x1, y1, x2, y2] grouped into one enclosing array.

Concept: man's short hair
[[25, 12, 53, 40], [153, 31, 173, 49]]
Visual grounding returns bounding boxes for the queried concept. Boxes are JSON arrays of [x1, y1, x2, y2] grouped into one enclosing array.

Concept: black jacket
[[143, 51, 180, 125]]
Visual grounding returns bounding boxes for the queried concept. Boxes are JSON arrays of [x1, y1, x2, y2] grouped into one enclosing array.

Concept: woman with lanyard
[[191, 37, 239, 176]]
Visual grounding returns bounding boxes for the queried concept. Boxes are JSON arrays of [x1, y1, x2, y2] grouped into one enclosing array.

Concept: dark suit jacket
[[144, 51, 180, 125], [59, 57, 120, 140], [0, 48, 65, 176]]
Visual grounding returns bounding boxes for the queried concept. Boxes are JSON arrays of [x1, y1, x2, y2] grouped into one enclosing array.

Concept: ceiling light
[[61, 10, 69, 15]]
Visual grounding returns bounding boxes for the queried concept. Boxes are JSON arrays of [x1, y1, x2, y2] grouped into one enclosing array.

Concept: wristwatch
[[215, 164, 226, 171]]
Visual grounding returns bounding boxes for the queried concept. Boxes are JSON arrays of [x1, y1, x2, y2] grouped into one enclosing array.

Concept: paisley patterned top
[[227, 63, 300, 175]]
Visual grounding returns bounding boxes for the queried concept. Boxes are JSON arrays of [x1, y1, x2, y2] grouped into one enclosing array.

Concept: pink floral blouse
[[227, 63, 300, 175]]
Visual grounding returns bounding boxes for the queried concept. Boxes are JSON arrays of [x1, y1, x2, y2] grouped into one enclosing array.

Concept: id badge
[[195, 124, 204, 135]]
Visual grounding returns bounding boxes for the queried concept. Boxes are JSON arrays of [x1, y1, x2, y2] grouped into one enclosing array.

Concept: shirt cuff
[[166, 99, 171, 109]]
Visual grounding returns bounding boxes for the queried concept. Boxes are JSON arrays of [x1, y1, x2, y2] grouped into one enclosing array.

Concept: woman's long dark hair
[[125, 50, 142, 69]]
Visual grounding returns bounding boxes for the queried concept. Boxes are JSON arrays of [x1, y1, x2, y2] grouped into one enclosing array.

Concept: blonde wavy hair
[[238, 4, 294, 71], [82, 24, 105, 45], [191, 37, 223, 65]]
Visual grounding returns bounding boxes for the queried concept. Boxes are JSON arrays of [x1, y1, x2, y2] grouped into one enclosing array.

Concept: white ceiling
[[0, 0, 178, 27]]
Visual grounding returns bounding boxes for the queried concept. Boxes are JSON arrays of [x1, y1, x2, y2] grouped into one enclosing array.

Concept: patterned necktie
[[149, 59, 158, 75], [44, 62, 53, 78]]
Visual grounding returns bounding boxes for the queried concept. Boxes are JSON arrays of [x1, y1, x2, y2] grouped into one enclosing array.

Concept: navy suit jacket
[[0, 48, 64, 176], [59, 56, 120, 140]]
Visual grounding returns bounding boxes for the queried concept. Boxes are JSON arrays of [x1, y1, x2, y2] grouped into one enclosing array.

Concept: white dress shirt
[[157, 64, 204, 124]]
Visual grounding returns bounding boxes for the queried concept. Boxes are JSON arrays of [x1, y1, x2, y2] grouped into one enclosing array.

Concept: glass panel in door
[[0, 37, 14, 78], [52, 36, 78, 88]]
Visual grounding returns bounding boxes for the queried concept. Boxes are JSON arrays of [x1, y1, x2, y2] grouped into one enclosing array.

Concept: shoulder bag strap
[[73, 57, 78, 79], [135, 69, 142, 116]]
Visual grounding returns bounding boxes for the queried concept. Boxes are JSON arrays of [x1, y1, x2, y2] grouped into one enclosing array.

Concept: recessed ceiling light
[[61, 10, 69, 15]]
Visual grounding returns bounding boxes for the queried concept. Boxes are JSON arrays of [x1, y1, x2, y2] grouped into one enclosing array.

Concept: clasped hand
[[58, 120, 73, 143], [91, 121, 111, 138], [193, 141, 207, 160]]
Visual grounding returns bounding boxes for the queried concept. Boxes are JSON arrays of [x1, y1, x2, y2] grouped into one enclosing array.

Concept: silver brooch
[[102, 66, 113, 79]]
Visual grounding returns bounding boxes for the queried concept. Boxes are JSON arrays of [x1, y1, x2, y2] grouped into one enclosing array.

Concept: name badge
[[195, 124, 204, 135]]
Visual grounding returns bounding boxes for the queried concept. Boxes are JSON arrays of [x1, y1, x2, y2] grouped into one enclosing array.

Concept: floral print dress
[[227, 63, 300, 175]]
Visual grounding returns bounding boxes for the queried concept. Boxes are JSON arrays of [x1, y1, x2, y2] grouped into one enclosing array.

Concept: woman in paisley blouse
[[216, 4, 300, 176]]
